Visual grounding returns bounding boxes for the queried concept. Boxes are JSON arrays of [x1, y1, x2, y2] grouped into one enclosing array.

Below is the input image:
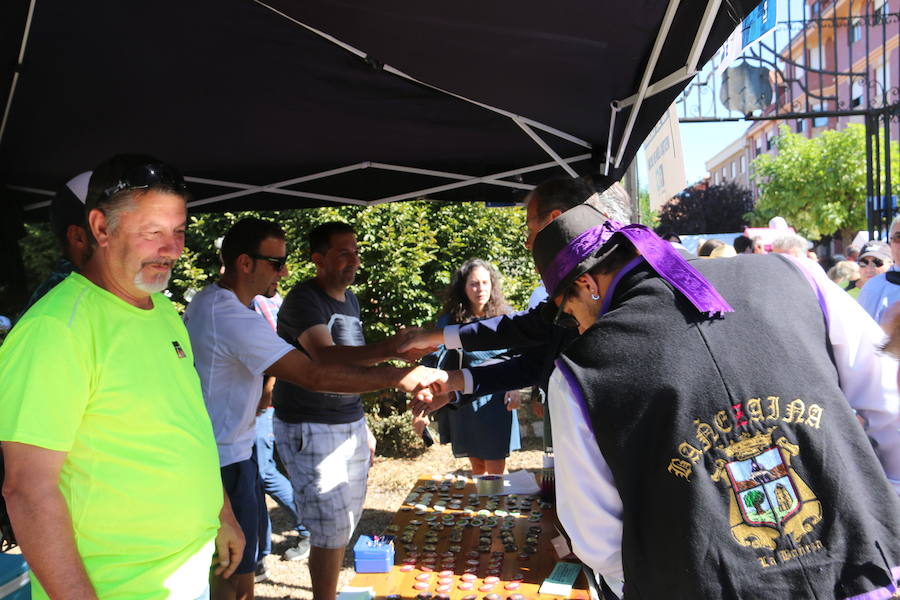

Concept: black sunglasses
[[552, 296, 581, 329], [97, 163, 187, 205], [859, 257, 884, 267], [250, 254, 287, 270]]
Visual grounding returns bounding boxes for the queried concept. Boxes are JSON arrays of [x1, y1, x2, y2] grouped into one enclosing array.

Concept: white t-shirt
[[184, 284, 293, 467]]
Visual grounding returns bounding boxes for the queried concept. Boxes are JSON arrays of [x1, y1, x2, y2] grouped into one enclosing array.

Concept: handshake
[[384, 327, 463, 411]]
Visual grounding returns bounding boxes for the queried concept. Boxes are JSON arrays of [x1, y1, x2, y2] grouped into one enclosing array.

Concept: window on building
[[850, 19, 863, 43], [813, 103, 828, 127], [766, 131, 776, 150], [809, 1, 820, 17], [740, 155, 747, 172], [874, 0, 889, 23], [655, 165, 665, 191], [731, 161, 737, 178], [797, 119, 807, 133], [876, 59, 891, 104], [852, 79, 865, 108], [722, 167, 728, 180], [808, 43, 822, 72]]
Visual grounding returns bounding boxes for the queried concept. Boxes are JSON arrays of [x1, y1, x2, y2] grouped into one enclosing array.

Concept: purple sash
[[541, 220, 734, 317]]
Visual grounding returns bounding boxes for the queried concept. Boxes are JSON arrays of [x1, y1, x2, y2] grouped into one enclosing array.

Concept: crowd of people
[[0, 153, 898, 600]]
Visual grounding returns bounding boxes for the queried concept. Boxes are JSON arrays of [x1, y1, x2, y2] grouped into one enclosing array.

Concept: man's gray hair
[[585, 182, 632, 225], [101, 193, 139, 235], [771, 233, 808, 253], [529, 177, 632, 224]]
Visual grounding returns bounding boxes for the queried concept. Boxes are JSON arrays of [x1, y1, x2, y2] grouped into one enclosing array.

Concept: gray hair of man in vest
[[529, 176, 632, 225], [771, 233, 808, 255], [585, 182, 632, 225]]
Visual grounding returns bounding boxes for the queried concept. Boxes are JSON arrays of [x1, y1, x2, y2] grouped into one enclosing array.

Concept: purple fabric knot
[[541, 220, 734, 318]]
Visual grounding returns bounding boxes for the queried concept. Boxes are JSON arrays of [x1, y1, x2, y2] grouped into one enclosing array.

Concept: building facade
[[705, 0, 898, 199], [644, 104, 688, 210]]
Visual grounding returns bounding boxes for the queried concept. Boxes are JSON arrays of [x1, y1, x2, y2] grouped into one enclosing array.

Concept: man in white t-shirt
[[184, 218, 446, 600]]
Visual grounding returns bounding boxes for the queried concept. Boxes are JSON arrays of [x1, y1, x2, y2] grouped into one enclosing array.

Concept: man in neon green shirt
[[0, 155, 243, 599]]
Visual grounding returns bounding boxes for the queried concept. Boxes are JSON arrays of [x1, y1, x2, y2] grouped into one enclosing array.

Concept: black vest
[[559, 254, 900, 599]]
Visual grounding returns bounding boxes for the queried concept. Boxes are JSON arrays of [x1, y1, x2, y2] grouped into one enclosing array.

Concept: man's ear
[[573, 273, 593, 290], [87, 209, 109, 247], [67, 224, 90, 250], [310, 252, 324, 269], [236, 253, 254, 274]]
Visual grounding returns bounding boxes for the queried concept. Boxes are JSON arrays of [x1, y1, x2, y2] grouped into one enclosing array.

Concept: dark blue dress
[[431, 314, 521, 460]]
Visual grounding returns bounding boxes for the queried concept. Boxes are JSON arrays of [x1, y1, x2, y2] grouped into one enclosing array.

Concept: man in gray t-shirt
[[273, 221, 417, 600], [274, 280, 365, 423]]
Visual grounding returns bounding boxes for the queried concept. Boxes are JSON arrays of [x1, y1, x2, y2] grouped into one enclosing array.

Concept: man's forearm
[[309, 363, 414, 393], [312, 340, 398, 367], [5, 485, 96, 599], [268, 349, 445, 396]]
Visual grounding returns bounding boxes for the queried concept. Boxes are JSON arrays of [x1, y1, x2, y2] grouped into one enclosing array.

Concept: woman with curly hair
[[425, 258, 521, 475]]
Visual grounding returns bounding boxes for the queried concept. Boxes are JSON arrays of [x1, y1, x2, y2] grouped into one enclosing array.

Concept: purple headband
[[542, 220, 734, 317]]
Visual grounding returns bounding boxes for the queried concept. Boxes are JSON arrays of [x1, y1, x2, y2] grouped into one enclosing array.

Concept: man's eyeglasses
[[552, 296, 580, 329], [97, 163, 187, 205], [250, 254, 287, 270], [859, 257, 885, 268]]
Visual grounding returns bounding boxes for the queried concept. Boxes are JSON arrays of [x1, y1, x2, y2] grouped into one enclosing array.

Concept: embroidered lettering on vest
[[667, 396, 825, 483], [667, 397, 827, 562]]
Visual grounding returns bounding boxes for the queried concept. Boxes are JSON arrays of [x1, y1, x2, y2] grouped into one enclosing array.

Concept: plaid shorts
[[273, 416, 370, 549]]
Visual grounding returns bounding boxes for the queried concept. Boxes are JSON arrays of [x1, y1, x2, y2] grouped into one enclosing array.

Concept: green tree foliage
[[743, 489, 766, 515], [749, 124, 899, 242], [638, 190, 659, 228], [171, 201, 537, 340], [656, 181, 754, 235]]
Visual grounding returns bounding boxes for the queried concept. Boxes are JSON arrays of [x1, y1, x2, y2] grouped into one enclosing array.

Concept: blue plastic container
[[0, 554, 30, 599], [353, 535, 395, 573]]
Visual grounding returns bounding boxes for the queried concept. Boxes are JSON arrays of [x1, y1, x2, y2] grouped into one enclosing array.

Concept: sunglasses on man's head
[[97, 163, 187, 205], [250, 254, 287, 270], [859, 257, 884, 267]]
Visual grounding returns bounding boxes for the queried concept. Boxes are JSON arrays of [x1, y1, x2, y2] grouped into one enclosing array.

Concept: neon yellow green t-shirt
[[0, 273, 222, 599]]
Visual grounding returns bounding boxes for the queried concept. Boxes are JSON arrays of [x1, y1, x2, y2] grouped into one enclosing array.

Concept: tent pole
[[513, 118, 579, 177], [616, 67, 694, 108], [186, 153, 590, 209], [0, 0, 37, 147], [371, 154, 591, 204], [369, 163, 532, 190], [612, 0, 682, 169], [604, 103, 620, 176], [187, 187, 369, 208], [686, 0, 723, 71], [612, 0, 724, 168]]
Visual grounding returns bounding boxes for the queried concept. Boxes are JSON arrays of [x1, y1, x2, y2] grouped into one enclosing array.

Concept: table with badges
[[348, 473, 591, 600]]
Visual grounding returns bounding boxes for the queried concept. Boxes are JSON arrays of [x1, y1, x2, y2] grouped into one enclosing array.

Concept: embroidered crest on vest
[[710, 428, 823, 551]]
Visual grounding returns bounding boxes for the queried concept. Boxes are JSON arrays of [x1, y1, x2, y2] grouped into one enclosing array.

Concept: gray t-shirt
[[273, 280, 365, 424]]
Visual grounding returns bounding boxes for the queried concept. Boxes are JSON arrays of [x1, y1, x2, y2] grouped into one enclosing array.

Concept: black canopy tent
[[0, 0, 757, 293]]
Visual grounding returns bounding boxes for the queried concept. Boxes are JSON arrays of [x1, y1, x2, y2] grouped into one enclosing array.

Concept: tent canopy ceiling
[[0, 0, 757, 218]]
